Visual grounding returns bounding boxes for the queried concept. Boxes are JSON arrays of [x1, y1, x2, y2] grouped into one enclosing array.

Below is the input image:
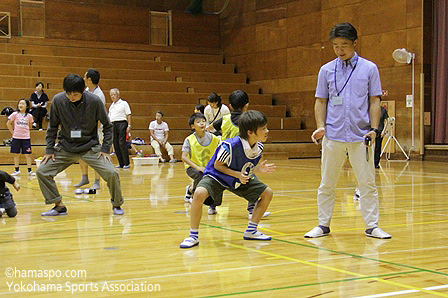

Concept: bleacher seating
[[0, 37, 320, 164]]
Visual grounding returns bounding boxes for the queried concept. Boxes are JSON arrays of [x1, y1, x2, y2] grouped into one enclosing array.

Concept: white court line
[[355, 284, 448, 298], [355, 290, 419, 297]]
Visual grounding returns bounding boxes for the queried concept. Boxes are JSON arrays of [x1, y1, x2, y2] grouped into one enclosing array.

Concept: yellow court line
[[258, 227, 286, 236], [222, 241, 448, 297], [270, 206, 317, 214]]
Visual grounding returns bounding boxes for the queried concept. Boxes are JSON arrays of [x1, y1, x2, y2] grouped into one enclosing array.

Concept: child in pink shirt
[[6, 99, 35, 176]]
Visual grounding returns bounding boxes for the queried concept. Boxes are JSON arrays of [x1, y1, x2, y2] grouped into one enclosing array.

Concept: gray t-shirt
[[182, 132, 214, 157]]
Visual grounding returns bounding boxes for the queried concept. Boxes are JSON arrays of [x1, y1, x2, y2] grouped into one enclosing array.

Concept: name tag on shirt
[[332, 96, 343, 105], [71, 130, 82, 138]]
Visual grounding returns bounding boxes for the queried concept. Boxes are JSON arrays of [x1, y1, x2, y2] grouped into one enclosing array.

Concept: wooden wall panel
[[360, 0, 407, 36], [256, 4, 287, 24], [220, 0, 424, 151], [287, 0, 321, 17], [322, 0, 361, 10], [0, 0, 19, 36], [255, 19, 287, 52], [286, 12, 321, 47], [170, 11, 220, 48], [252, 49, 287, 80], [287, 46, 322, 77], [320, 4, 360, 41]]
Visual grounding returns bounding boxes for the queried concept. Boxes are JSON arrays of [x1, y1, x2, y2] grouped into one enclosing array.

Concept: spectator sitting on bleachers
[[149, 110, 176, 163], [204, 93, 230, 134], [30, 82, 49, 130]]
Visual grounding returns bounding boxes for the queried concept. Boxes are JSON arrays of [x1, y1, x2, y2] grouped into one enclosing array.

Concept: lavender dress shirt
[[315, 53, 382, 142]]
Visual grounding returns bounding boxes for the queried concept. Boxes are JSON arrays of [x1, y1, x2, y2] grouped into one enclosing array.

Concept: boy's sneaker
[[28, 171, 36, 176], [169, 159, 177, 163], [248, 211, 271, 220], [123, 165, 130, 169], [366, 227, 391, 239], [41, 205, 68, 216], [184, 185, 192, 203], [11, 171, 21, 176], [243, 230, 272, 241], [304, 226, 330, 238], [113, 207, 125, 215], [160, 158, 166, 163], [208, 206, 217, 215], [354, 188, 360, 201], [180, 237, 199, 248]]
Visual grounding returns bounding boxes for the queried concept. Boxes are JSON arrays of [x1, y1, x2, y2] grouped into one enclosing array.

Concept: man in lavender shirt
[[305, 23, 391, 239]]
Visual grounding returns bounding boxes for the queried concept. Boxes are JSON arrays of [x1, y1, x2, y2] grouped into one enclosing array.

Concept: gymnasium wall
[[1, 0, 219, 47], [218, 0, 423, 152]]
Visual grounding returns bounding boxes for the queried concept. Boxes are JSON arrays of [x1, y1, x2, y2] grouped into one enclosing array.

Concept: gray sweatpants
[[36, 145, 124, 207]]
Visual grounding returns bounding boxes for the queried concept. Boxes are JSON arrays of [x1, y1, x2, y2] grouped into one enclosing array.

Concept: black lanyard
[[334, 60, 357, 96]]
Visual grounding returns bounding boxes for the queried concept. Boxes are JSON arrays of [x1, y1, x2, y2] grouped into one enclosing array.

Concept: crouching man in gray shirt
[[37, 74, 125, 216]]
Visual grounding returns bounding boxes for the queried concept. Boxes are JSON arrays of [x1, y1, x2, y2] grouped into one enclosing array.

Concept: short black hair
[[195, 104, 205, 114], [238, 110, 267, 140], [188, 112, 206, 127], [329, 23, 358, 42], [156, 110, 164, 117], [229, 90, 249, 111], [207, 92, 222, 107], [63, 74, 85, 93], [35, 81, 44, 88], [86, 68, 100, 84]]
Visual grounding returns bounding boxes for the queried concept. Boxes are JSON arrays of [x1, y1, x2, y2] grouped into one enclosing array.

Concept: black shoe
[[375, 165, 380, 169]]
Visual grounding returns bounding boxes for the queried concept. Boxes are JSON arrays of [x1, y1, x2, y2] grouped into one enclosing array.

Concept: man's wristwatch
[[370, 128, 379, 135]]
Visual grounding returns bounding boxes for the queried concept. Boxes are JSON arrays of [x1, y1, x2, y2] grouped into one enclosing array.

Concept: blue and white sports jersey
[[203, 136, 263, 189]]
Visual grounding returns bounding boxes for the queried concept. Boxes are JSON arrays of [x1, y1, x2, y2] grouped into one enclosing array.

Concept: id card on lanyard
[[69, 99, 87, 139], [332, 60, 357, 105]]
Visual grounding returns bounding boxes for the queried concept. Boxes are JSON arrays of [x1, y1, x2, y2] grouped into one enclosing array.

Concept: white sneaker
[[354, 188, 360, 201], [184, 185, 192, 203], [243, 230, 272, 240], [304, 226, 330, 238], [11, 171, 21, 176], [248, 211, 271, 220], [28, 171, 36, 176], [208, 206, 217, 215], [366, 227, 391, 239], [180, 237, 199, 248]]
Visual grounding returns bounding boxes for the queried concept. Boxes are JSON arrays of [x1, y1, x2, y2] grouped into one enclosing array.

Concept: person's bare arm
[[311, 98, 328, 144], [214, 159, 249, 184], [6, 120, 14, 135], [365, 96, 381, 141]]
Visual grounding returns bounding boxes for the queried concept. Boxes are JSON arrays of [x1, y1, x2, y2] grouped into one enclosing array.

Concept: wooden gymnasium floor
[[1, 158, 448, 297]]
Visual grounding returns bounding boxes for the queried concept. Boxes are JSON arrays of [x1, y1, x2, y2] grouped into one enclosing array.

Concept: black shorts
[[10, 138, 32, 154]]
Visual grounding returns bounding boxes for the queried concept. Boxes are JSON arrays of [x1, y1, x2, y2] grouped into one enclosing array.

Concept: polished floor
[[1, 158, 448, 297]]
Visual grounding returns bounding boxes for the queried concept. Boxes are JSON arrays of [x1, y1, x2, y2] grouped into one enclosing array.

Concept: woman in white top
[[204, 93, 230, 134]]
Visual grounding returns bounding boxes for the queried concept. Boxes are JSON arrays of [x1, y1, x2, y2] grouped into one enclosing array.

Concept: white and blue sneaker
[[180, 237, 199, 248], [243, 230, 272, 241]]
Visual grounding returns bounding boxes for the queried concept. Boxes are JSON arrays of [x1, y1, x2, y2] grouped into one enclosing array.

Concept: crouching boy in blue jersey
[[180, 110, 276, 248]]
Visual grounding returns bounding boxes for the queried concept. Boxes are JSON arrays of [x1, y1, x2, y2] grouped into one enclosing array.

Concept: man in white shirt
[[149, 111, 176, 163], [75, 69, 106, 189], [109, 88, 132, 168]]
